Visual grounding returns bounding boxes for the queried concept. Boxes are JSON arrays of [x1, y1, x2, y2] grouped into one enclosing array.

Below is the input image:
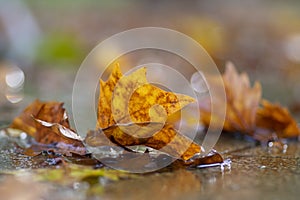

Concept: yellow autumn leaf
[[97, 64, 195, 128], [99, 122, 201, 160], [96, 64, 201, 160]]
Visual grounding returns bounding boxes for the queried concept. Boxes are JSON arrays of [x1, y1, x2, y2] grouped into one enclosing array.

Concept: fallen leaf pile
[[9, 62, 297, 169], [199, 62, 300, 141], [8, 64, 223, 169]]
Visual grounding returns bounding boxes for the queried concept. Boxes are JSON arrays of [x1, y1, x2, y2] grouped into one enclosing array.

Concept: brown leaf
[[99, 122, 201, 160], [199, 62, 300, 141], [176, 150, 224, 167], [10, 100, 86, 154], [34, 118, 82, 141], [255, 100, 300, 141], [84, 129, 114, 147], [199, 62, 261, 134], [85, 126, 223, 169]]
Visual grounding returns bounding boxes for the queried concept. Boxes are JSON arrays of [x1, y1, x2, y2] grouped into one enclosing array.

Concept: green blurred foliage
[[36, 33, 85, 68]]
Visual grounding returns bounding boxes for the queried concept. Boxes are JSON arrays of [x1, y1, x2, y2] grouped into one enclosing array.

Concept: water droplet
[[268, 141, 273, 147], [220, 159, 232, 171], [282, 144, 288, 153], [267, 140, 288, 154], [73, 182, 81, 190], [20, 132, 27, 140]]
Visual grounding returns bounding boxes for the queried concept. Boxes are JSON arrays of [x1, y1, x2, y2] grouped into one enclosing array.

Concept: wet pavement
[[1, 0, 300, 199], [1, 124, 300, 200]]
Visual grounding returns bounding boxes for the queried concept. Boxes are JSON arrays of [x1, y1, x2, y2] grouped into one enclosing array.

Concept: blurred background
[[0, 0, 300, 123]]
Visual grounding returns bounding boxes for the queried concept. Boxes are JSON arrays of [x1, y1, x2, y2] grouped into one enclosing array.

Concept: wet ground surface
[[1, 122, 300, 200], [1, 1, 300, 199]]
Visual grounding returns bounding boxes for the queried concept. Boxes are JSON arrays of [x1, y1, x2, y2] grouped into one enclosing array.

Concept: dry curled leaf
[[95, 64, 202, 161], [10, 100, 86, 155], [8, 64, 223, 166], [199, 62, 261, 134], [199, 62, 300, 140], [255, 100, 300, 141]]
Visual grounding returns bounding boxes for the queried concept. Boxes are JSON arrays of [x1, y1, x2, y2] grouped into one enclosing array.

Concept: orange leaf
[[98, 122, 201, 160], [199, 62, 300, 141], [95, 64, 201, 160], [199, 62, 261, 134], [255, 100, 300, 141], [97, 64, 195, 128]]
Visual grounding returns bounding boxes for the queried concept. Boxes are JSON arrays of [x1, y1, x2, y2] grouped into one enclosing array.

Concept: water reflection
[[103, 170, 201, 200]]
